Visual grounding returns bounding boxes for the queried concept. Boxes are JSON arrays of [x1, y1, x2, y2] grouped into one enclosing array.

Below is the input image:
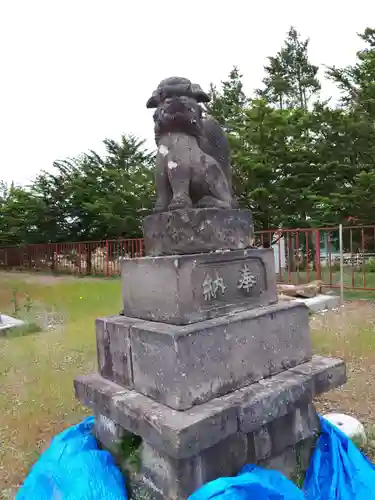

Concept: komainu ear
[[146, 92, 159, 108], [190, 84, 210, 103]]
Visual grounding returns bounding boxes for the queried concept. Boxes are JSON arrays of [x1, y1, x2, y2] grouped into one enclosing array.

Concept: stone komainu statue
[[146, 77, 237, 212]]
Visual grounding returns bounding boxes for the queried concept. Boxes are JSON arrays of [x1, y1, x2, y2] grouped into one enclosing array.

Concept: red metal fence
[[1, 226, 375, 291], [255, 226, 375, 291], [0, 239, 144, 277]]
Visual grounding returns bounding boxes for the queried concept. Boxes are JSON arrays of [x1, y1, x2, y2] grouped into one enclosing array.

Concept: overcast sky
[[0, 0, 373, 186]]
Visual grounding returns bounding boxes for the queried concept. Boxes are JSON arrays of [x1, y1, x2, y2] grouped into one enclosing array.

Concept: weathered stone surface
[[250, 426, 272, 461], [127, 476, 165, 500], [237, 370, 314, 433], [250, 402, 320, 461], [139, 433, 248, 500], [260, 446, 297, 479], [94, 404, 318, 500], [121, 248, 277, 325], [130, 301, 311, 409], [94, 412, 130, 456], [75, 374, 238, 459], [74, 355, 345, 459], [296, 436, 317, 470], [291, 355, 347, 395], [146, 77, 237, 213], [97, 302, 310, 410], [143, 208, 253, 256], [254, 435, 318, 481], [96, 316, 143, 387]]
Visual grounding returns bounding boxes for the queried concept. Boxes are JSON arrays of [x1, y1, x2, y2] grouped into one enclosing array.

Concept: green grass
[[1, 322, 42, 338], [1, 271, 375, 493], [0, 274, 122, 491], [352, 427, 375, 462]]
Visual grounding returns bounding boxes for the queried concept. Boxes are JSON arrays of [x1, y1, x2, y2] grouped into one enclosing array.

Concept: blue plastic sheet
[[188, 465, 304, 500], [190, 416, 375, 500], [17, 415, 375, 500], [16, 416, 127, 500], [304, 416, 375, 499]]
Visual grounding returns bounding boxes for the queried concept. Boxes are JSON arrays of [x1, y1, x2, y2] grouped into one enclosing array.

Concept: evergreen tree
[[258, 26, 321, 109], [327, 28, 375, 116], [206, 66, 247, 132], [0, 135, 155, 246], [326, 28, 375, 224], [3, 27, 375, 247], [51, 134, 155, 241]]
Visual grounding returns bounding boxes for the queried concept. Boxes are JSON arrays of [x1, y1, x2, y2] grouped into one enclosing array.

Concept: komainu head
[[146, 77, 210, 141]]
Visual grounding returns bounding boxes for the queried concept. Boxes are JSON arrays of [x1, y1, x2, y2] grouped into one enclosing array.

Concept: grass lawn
[[1, 271, 375, 494], [0, 272, 122, 495]]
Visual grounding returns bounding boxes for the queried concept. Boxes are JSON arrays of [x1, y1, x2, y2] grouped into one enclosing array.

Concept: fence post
[[339, 224, 344, 304], [315, 229, 321, 279], [105, 240, 109, 277], [78, 243, 82, 275]]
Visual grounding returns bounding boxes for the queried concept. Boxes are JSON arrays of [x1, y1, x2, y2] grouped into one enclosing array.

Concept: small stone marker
[[0, 314, 25, 336]]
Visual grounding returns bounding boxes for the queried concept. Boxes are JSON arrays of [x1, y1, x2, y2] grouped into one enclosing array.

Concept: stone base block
[[76, 355, 345, 498], [75, 355, 346, 461], [96, 301, 311, 410], [126, 434, 315, 499], [143, 208, 254, 257], [93, 413, 131, 456], [121, 248, 277, 325], [131, 403, 319, 499], [93, 403, 319, 499]]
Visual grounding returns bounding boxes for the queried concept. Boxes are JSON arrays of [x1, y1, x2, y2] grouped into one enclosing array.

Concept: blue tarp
[[188, 465, 303, 500], [16, 417, 127, 500], [303, 416, 375, 499], [16, 415, 375, 500], [191, 417, 375, 500]]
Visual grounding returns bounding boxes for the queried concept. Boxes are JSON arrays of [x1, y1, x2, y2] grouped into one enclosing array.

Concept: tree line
[[1, 26, 375, 247]]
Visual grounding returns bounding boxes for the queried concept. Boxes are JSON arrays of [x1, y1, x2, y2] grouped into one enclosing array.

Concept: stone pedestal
[[143, 208, 254, 256], [75, 211, 347, 499], [96, 301, 312, 411], [75, 355, 346, 500], [121, 248, 277, 325]]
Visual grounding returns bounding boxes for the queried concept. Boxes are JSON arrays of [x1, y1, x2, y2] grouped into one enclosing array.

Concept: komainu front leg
[[154, 155, 172, 213], [167, 159, 192, 211]]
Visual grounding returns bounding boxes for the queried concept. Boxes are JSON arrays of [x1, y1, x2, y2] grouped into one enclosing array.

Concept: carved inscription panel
[[192, 257, 267, 310]]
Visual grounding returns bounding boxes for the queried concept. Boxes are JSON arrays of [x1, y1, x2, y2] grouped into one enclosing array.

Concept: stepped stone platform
[[95, 300, 312, 411], [75, 219, 347, 500], [75, 355, 346, 499]]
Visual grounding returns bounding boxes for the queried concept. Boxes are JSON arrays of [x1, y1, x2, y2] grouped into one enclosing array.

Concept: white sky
[[0, 0, 373, 186]]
